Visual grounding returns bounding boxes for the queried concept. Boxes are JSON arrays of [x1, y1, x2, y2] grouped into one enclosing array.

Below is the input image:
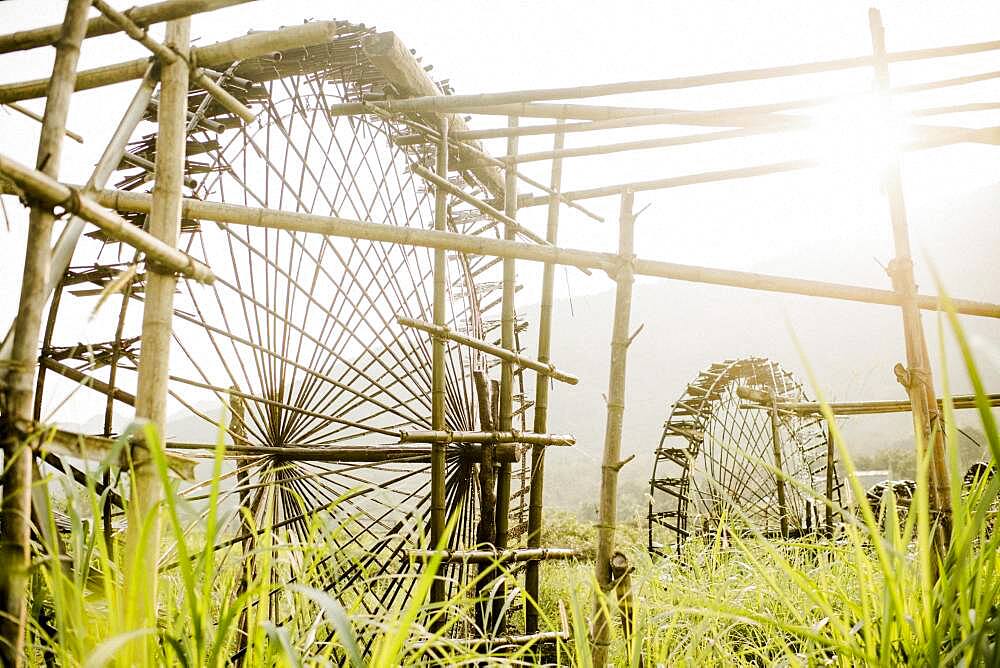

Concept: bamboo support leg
[[124, 17, 189, 653], [430, 116, 449, 606], [525, 121, 565, 634], [473, 370, 496, 632], [611, 551, 637, 665], [825, 418, 834, 537], [0, 3, 91, 664], [869, 9, 951, 554], [770, 400, 789, 538], [590, 190, 635, 667]]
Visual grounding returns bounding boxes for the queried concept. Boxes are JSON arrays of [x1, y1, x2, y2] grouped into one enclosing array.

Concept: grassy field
[[14, 308, 1000, 666]]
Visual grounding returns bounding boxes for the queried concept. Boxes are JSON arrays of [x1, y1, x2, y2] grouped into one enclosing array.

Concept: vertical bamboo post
[[610, 551, 636, 664], [494, 116, 519, 545], [231, 389, 254, 664], [0, 2, 91, 664], [473, 370, 496, 631], [591, 189, 635, 667], [525, 120, 565, 634], [430, 115, 449, 606], [868, 9, 951, 552], [770, 398, 789, 538], [825, 418, 834, 537], [124, 16, 190, 643]]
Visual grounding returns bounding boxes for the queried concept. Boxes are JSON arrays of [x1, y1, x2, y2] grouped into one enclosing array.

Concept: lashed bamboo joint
[[398, 316, 579, 384], [0, 153, 213, 282], [408, 547, 582, 563], [399, 430, 575, 446]]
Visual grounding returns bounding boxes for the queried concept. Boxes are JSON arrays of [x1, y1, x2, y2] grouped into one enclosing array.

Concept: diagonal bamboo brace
[[0, 152, 214, 283], [398, 316, 579, 385]]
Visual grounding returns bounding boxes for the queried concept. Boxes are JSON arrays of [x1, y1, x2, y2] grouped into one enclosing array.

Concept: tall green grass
[[18, 302, 999, 666]]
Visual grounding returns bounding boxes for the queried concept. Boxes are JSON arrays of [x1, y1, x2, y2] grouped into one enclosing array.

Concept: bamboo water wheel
[[32, 21, 533, 647], [647, 357, 840, 555]]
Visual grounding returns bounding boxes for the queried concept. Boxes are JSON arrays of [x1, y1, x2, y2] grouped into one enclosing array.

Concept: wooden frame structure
[[0, 3, 998, 664]]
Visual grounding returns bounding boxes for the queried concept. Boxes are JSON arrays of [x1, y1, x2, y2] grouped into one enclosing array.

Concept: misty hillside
[[535, 182, 1000, 512]]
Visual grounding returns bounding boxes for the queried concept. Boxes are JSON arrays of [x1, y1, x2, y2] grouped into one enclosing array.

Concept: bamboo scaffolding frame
[[408, 547, 581, 563], [328, 35, 1000, 117], [0, 0, 254, 54], [91, 188, 1000, 319], [398, 317, 578, 385], [90, 0, 256, 123], [0, 153, 213, 282], [124, 16, 189, 648], [0, 5, 92, 662], [398, 430, 574, 446], [590, 190, 635, 667], [0, 21, 340, 104]]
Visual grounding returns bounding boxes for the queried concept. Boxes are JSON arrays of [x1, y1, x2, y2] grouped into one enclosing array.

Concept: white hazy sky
[[0, 1, 998, 399]]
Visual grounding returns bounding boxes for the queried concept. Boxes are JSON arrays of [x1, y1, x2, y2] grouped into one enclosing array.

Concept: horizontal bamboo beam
[[736, 386, 1000, 415], [22, 422, 196, 480], [399, 430, 575, 446], [408, 547, 582, 563], [398, 316, 579, 385], [0, 0, 254, 54], [91, 188, 1000, 319], [91, 0, 256, 123], [0, 152, 214, 283], [41, 358, 137, 406], [328, 36, 1000, 116], [0, 21, 339, 104], [164, 441, 519, 463]]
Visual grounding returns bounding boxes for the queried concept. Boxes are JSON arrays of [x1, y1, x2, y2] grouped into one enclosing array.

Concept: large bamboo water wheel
[[32, 21, 534, 647], [647, 357, 840, 555]]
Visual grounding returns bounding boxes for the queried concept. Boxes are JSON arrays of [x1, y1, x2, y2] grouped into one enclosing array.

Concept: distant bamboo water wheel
[[647, 357, 838, 555], [33, 21, 531, 647]]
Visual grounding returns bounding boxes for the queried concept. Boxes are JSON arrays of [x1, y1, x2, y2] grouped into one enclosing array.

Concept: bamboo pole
[[409, 547, 581, 564], [591, 189, 635, 667], [0, 3, 91, 664], [0, 67, 157, 361], [328, 35, 1000, 117], [124, 16, 189, 649], [166, 441, 519, 463], [736, 386, 999, 415], [769, 398, 789, 538], [429, 116, 448, 606], [93, 188, 1000, 319], [0, 153, 213, 282], [525, 121, 564, 635], [398, 317, 578, 385], [610, 551, 636, 662], [0, 21, 339, 104], [3, 102, 84, 143], [90, 0, 256, 123], [398, 430, 574, 446], [494, 117, 518, 550], [825, 419, 834, 537], [0, 0, 254, 54], [869, 9, 951, 551]]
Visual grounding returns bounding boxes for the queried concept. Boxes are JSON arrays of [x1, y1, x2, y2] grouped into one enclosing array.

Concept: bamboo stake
[[825, 419, 834, 537], [328, 35, 1000, 116], [526, 120, 564, 635], [590, 189, 635, 667], [0, 153, 213, 282], [472, 370, 496, 631], [90, 0, 256, 122], [93, 188, 1000, 319], [124, 17, 189, 650], [0, 21, 339, 104], [610, 551, 636, 663], [429, 116, 448, 606], [0, 0, 254, 54], [769, 398, 789, 538], [0, 67, 157, 361], [0, 3, 91, 664], [869, 9, 951, 552], [398, 317, 578, 385], [231, 389, 252, 663]]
